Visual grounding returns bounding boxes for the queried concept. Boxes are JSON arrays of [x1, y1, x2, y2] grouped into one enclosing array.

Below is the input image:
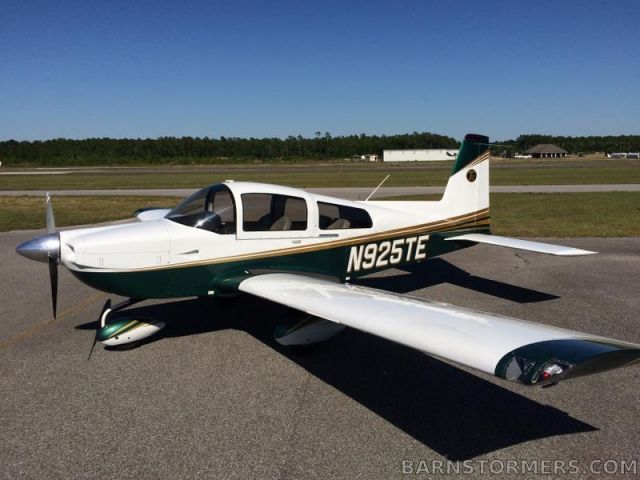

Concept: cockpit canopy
[[166, 184, 236, 234], [166, 182, 373, 236]]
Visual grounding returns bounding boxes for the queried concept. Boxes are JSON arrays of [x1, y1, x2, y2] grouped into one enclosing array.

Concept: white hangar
[[383, 149, 459, 162]]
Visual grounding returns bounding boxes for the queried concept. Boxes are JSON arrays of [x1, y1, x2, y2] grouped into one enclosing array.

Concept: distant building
[[351, 154, 379, 162], [607, 152, 639, 159], [524, 144, 568, 158], [383, 149, 459, 162]]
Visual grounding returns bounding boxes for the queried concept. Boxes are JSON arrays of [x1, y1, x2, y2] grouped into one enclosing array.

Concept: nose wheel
[[88, 298, 166, 359]]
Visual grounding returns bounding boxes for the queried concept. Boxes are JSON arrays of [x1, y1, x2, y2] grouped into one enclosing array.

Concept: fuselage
[[54, 181, 490, 299]]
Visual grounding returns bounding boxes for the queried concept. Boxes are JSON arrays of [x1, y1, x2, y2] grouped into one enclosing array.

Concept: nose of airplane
[[16, 233, 60, 262]]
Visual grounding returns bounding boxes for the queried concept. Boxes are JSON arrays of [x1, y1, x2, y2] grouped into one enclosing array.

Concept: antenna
[[365, 174, 390, 202]]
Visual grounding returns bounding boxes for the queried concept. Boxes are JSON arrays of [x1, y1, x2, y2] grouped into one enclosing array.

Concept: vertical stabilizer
[[365, 133, 491, 231], [452, 133, 490, 175], [439, 133, 491, 222]]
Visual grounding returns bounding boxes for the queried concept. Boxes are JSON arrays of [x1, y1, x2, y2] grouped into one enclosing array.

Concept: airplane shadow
[[357, 258, 559, 303], [76, 285, 595, 460]]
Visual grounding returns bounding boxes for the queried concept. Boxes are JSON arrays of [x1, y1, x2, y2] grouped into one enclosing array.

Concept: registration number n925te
[[347, 235, 429, 273]]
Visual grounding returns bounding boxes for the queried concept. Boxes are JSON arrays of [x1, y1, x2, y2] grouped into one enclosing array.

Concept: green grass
[[2, 192, 639, 236], [490, 192, 640, 237], [1, 160, 639, 190], [0, 170, 449, 189], [0, 196, 182, 232], [490, 166, 640, 185]]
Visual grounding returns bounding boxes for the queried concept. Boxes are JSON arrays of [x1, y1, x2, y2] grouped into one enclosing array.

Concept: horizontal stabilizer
[[239, 273, 639, 386], [445, 233, 596, 256]]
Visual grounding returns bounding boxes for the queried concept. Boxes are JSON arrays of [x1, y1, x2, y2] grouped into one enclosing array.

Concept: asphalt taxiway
[[1, 230, 639, 479]]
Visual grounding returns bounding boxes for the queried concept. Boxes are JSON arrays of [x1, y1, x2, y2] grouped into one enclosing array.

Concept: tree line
[[0, 132, 638, 166], [0, 132, 457, 166], [499, 135, 640, 155]]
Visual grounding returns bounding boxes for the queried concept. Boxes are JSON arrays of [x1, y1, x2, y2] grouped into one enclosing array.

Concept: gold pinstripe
[[125, 207, 491, 272], [88, 156, 492, 275], [465, 150, 492, 169], [107, 320, 143, 338]]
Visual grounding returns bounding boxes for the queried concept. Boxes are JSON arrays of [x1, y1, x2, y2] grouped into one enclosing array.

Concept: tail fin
[[365, 133, 491, 232], [440, 133, 491, 223], [451, 133, 490, 175]]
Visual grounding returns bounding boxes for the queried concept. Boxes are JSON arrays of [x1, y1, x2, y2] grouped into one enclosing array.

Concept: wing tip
[[495, 339, 640, 386], [554, 248, 597, 256]]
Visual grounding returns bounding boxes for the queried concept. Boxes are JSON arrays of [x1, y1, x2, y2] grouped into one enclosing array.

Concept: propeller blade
[[45, 192, 56, 234], [48, 255, 58, 318], [88, 328, 99, 360]]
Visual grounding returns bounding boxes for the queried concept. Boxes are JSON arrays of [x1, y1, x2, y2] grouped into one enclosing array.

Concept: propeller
[[15, 193, 61, 318], [88, 299, 112, 360], [46, 192, 56, 234], [45, 192, 60, 318], [48, 255, 58, 318]]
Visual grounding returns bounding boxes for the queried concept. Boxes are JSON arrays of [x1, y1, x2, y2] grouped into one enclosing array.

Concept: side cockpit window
[[167, 184, 236, 234], [242, 194, 307, 231], [318, 202, 372, 230]]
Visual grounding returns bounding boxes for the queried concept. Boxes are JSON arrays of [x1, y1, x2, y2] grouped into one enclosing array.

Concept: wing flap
[[445, 233, 596, 256], [239, 273, 639, 386]]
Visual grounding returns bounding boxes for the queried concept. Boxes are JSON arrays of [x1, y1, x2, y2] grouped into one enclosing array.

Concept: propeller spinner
[[15, 193, 60, 318]]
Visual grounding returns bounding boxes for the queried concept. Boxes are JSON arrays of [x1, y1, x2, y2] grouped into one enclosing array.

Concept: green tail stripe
[[452, 133, 490, 175]]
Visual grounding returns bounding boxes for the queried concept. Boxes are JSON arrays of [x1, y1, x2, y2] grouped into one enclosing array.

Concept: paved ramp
[[2, 230, 639, 479]]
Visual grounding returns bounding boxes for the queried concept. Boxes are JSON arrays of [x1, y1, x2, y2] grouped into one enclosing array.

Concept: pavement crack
[[513, 250, 531, 267], [276, 369, 312, 480]]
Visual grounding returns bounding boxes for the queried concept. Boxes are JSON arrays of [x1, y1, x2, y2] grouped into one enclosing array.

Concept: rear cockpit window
[[318, 202, 372, 230], [242, 193, 307, 231], [167, 184, 236, 234]]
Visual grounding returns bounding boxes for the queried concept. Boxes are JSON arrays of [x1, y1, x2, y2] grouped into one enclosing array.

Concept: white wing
[[239, 273, 640, 386], [446, 233, 596, 256]]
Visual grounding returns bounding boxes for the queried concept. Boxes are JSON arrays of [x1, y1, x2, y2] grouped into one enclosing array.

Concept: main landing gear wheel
[[273, 314, 346, 355]]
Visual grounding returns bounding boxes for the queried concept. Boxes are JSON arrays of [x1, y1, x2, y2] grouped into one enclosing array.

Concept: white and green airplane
[[16, 134, 640, 386]]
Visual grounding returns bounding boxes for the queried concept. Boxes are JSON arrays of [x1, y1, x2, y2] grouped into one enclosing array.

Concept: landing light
[[540, 363, 564, 381]]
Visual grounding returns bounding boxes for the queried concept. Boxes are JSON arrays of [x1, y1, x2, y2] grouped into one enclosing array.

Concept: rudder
[[452, 133, 490, 175]]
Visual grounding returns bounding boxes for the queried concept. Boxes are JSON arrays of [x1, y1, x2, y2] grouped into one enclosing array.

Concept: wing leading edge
[[239, 273, 640, 386]]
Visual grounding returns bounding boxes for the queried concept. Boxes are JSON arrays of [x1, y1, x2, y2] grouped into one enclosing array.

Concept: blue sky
[[1, 0, 638, 141]]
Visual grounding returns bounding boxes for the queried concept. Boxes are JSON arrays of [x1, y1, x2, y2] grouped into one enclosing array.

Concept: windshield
[[166, 184, 236, 234]]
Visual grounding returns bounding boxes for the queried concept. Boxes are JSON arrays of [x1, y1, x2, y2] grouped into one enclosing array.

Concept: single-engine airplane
[[16, 134, 640, 386]]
